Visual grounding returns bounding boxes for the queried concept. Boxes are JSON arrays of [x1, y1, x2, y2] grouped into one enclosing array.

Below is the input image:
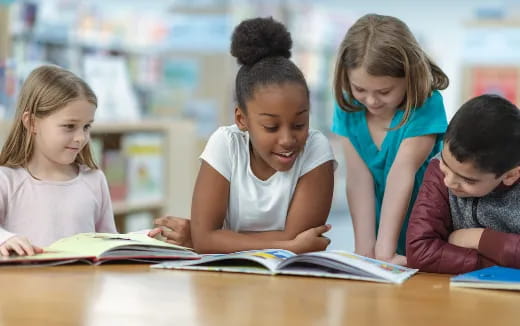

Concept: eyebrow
[[351, 83, 392, 92], [259, 109, 309, 117], [63, 119, 94, 123], [440, 152, 481, 182]]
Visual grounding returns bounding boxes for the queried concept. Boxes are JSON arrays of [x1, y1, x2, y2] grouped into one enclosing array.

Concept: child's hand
[[355, 248, 375, 259], [448, 228, 484, 250], [385, 254, 407, 266], [153, 216, 192, 248], [0, 235, 43, 257], [291, 224, 332, 253]]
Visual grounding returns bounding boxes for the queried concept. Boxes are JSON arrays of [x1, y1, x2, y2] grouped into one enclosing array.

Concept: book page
[[277, 250, 418, 284], [46, 232, 193, 257], [153, 249, 295, 274], [0, 250, 92, 265]]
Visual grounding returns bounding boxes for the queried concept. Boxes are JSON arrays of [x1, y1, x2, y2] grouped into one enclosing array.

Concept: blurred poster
[[467, 66, 519, 105]]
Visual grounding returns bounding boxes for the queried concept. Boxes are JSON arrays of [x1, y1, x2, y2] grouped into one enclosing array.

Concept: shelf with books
[[90, 119, 199, 233]]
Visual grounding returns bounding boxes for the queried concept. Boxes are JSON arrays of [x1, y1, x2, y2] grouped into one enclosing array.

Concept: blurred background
[[0, 0, 519, 251]]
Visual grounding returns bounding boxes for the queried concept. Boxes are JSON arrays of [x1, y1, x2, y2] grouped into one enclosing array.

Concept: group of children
[[0, 14, 518, 275]]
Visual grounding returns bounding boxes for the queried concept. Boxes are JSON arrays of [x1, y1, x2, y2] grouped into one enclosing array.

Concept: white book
[[152, 249, 418, 284]]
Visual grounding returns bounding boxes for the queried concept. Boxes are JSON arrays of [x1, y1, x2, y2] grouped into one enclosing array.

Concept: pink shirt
[[0, 166, 117, 247]]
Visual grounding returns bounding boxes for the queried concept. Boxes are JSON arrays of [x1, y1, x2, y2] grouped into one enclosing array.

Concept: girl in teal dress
[[331, 14, 449, 265]]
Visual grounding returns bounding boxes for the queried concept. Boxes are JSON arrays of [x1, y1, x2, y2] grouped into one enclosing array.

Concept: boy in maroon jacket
[[406, 94, 520, 274]]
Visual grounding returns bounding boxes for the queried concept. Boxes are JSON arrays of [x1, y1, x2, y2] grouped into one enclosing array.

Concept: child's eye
[[263, 126, 278, 132], [62, 124, 75, 130], [379, 90, 390, 95], [84, 124, 92, 131], [354, 87, 365, 93], [293, 123, 306, 130]]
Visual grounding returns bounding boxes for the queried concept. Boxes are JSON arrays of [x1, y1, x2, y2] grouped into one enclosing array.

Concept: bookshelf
[[91, 119, 198, 232]]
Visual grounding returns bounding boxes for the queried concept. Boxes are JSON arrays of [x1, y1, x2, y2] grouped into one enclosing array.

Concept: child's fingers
[[162, 229, 185, 243], [147, 227, 162, 238], [0, 246, 10, 257], [313, 224, 332, 236], [165, 239, 182, 246], [10, 242, 26, 256], [20, 241, 35, 256], [33, 246, 44, 254]]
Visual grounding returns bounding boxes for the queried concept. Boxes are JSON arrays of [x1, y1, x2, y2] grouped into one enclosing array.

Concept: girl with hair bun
[[189, 17, 337, 254]]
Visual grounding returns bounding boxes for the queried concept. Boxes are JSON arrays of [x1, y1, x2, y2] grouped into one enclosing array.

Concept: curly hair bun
[[230, 17, 292, 66]]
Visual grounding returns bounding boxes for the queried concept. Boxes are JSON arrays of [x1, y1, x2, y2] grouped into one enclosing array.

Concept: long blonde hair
[[0, 65, 98, 169], [333, 14, 449, 128]]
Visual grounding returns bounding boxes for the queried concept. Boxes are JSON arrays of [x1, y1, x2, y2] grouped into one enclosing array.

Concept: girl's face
[[31, 99, 95, 168], [348, 67, 407, 119], [235, 82, 309, 180]]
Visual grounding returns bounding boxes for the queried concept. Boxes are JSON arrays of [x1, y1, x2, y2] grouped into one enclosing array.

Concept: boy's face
[[439, 145, 511, 198]]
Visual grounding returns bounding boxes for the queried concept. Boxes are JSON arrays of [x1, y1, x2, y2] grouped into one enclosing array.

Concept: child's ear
[[22, 112, 36, 133], [234, 107, 248, 131], [502, 166, 520, 186]]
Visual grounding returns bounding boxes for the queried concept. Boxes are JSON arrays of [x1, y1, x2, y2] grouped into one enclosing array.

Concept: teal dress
[[331, 90, 448, 254]]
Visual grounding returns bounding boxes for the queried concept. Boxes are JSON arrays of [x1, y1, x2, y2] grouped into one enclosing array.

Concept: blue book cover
[[450, 266, 520, 290]]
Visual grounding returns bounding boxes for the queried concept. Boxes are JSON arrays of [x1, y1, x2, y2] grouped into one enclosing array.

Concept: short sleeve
[[404, 90, 448, 139], [331, 102, 350, 138], [200, 127, 233, 181], [300, 130, 337, 176], [95, 170, 118, 233]]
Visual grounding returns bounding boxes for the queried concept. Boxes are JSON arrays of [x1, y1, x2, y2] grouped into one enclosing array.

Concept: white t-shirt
[[0, 166, 117, 247], [200, 125, 336, 232]]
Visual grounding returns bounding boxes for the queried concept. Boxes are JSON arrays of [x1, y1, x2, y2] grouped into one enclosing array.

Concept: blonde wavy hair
[[0, 65, 98, 169], [333, 14, 449, 128]]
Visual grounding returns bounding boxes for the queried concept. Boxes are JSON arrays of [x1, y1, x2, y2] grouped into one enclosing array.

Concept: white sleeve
[[0, 169, 15, 244], [199, 127, 233, 181], [300, 131, 337, 176], [95, 170, 118, 233]]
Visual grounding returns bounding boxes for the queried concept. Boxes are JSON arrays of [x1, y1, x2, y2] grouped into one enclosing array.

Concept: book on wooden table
[[450, 266, 520, 290], [152, 249, 418, 284], [0, 233, 199, 266]]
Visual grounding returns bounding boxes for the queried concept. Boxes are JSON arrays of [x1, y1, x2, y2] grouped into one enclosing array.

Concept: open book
[[451, 266, 520, 290], [152, 249, 418, 284], [0, 233, 199, 266]]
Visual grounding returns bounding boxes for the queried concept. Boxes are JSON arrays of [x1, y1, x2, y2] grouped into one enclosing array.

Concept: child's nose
[[366, 95, 378, 106], [443, 173, 458, 189], [74, 130, 87, 143], [279, 129, 296, 147]]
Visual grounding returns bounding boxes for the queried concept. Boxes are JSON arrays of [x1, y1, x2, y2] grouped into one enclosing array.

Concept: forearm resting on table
[[192, 229, 294, 254]]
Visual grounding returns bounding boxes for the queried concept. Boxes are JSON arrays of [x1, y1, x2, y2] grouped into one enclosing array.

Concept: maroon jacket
[[406, 158, 520, 274]]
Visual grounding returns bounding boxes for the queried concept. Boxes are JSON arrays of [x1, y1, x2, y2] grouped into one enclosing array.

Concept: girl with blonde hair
[[0, 65, 116, 256]]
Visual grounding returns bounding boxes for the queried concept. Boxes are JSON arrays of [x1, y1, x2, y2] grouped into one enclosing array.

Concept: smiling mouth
[[276, 151, 294, 157]]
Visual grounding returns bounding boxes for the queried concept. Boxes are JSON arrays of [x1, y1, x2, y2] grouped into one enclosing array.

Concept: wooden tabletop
[[1, 264, 518, 326]]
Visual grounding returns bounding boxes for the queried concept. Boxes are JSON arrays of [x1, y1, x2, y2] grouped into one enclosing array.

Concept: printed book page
[[153, 249, 295, 274], [277, 251, 418, 284]]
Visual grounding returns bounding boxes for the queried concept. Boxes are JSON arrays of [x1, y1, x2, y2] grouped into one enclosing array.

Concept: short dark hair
[[230, 17, 309, 111], [444, 94, 520, 176]]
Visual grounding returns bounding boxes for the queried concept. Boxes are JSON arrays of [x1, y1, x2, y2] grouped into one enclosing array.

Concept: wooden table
[[1, 264, 518, 326]]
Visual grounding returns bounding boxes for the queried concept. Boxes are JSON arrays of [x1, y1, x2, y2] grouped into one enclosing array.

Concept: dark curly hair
[[444, 94, 520, 176], [230, 17, 309, 111]]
